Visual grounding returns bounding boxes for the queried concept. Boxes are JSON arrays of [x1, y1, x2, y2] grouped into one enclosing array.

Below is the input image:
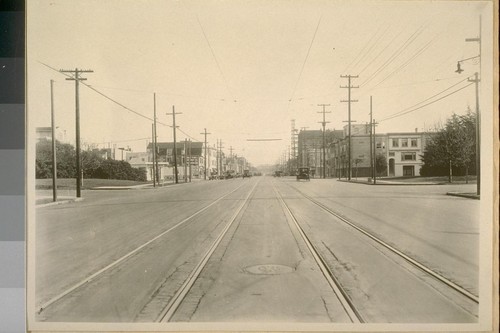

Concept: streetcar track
[[282, 180, 479, 304], [157, 179, 260, 322], [272, 182, 364, 323], [37, 181, 251, 314]]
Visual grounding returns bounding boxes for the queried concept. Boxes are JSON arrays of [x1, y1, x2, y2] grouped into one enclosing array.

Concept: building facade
[[386, 132, 431, 177], [298, 129, 344, 177], [300, 124, 432, 179]]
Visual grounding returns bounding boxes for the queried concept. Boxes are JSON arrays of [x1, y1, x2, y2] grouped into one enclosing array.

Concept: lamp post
[[455, 17, 481, 196]]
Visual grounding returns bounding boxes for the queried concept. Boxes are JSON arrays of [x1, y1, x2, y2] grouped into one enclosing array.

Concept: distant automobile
[[296, 167, 310, 181], [243, 169, 252, 178]]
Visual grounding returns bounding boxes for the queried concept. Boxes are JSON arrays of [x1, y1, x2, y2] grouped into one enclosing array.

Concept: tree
[[36, 140, 146, 181], [353, 157, 363, 179], [375, 154, 387, 177], [81, 150, 103, 178], [36, 139, 76, 179], [420, 110, 476, 181]]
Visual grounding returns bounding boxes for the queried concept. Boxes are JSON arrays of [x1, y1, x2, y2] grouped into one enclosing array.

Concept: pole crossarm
[[166, 106, 182, 183], [317, 104, 332, 179], [59, 68, 93, 198], [340, 74, 359, 181], [200, 128, 211, 180]]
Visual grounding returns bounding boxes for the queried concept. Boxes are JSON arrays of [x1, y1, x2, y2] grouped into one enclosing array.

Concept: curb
[[36, 197, 84, 208], [446, 192, 480, 200], [337, 180, 442, 186]]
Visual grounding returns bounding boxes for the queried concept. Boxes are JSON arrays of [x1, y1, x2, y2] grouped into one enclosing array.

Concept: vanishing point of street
[[35, 177, 479, 323]]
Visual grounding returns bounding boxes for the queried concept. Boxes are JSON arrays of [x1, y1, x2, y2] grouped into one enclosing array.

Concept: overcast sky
[[27, 0, 494, 166]]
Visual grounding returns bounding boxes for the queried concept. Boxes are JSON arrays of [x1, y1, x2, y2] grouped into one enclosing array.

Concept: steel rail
[[273, 183, 364, 323], [158, 179, 260, 322], [37, 181, 250, 314], [287, 183, 479, 304]]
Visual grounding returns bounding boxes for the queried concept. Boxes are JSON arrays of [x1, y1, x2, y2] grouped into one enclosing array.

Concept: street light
[[455, 18, 481, 196]]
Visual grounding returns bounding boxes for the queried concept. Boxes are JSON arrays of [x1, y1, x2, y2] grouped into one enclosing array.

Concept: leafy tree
[[375, 154, 387, 177], [36, 140, 146, 181], [36, 139, 76, 178], [420, 110, 476, 182], [81, 150, 103, 178]]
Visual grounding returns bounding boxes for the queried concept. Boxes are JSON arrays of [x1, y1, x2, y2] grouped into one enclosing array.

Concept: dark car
[[243, 169, 251, 178], [296, 167, 310, 181]]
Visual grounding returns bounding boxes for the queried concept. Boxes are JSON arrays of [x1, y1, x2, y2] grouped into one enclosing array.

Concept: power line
[[360, 25, 425, 87], [350, 25, 391, 73], [196, 15, 236, 102], [380, 82, 474, 122], [39, 61, 166, 125], [379, 77, 469, 120], [40, 61, 206, 144], [287, 15, 322, 104], [367, 35, 438, 91], [356, 29, 404, 76]]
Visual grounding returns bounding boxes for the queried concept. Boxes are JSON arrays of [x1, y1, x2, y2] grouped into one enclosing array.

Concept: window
[[376, 142, 382, 148], [389, 152, 395, 157], [392, 139, 399, 147], [401, 139, 408, 147], [401, 152, 416, 161], [411, 138, 418, 147]]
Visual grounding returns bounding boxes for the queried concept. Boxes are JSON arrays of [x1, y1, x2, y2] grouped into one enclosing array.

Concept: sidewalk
[[37, 179, 206, 206], [445, 192, 480, 200], [338, 179, 443, 185], [36, 196, 84, 207], [91, 178, 203, 190]]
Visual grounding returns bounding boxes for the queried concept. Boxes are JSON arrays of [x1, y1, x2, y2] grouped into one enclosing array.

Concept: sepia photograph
[[26, 0, 497, 331]]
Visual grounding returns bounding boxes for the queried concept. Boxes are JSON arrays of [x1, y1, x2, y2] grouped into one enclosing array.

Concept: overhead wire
[[380, 78, 473, 122], [356, 29, 404, 76], [39, 61, 206, 143], [360, 25, 426, 88], [350, 25, 391, 73], [287, 15, 323, 104], [362, 37, 436, 95], [196, 14, 236, 102]]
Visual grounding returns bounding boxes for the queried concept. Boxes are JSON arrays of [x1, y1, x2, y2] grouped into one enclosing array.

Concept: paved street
[[35, 177, 479, 323]]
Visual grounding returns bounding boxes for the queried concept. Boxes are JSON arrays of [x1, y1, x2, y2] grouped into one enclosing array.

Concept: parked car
[[296, 167, 310, 181]]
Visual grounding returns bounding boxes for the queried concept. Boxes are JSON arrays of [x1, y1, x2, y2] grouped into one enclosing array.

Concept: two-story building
[[386, 132, 431, 177]]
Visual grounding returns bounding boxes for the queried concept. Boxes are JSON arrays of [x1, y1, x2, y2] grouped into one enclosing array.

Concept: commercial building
[[299, 125, 432, 178], [297, 129, 344, 178]]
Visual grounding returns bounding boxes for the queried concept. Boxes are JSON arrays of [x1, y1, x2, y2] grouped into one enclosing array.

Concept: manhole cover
[[244, 264, 294, 275]]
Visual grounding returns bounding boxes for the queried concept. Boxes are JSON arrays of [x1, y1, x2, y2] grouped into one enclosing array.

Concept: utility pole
[[369, 96, 373, 183], [184, 139, 188, 182], [340, 75, 359, 181], [218, 140, 224, 177], [151, 124, 156, 187], [291, 119, 298, 172], [469, 72, 480, 195], [317, 104, 331, 179], [200, 128, 211, 180], [153, 93, 160, 186], [166, 106, 182, 184], [300, 127, 309, 167], [372, 118, 378, 185], [50, 80, 57, 202], [229, 146, 234, 171], [188, 139, 192, 182], [465, 17, 481, 196], [60, 68, 93, 198]]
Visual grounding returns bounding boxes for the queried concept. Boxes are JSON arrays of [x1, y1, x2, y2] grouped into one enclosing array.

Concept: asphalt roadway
[[33, 176, 480, 324]]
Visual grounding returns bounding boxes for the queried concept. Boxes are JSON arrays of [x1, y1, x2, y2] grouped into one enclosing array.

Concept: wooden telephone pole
[[60, 68, 93, 197]]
